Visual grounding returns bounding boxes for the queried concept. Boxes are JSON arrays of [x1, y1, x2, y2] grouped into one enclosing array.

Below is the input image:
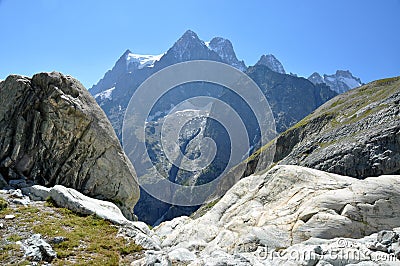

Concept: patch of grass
[[205, 199, 219, 209], [17, 206, 40, 214], [245, 138, 276, 163], [0, 202, 144, 265], [285, 115, 311, 131], [190, 199, 220, 219], [119, 242, 143, 255], [375, 76, 400, 86], [0, 197, 7, 210], [0, 243, 25, 263], [329, 98, 346, 108], [31, 207, 143, 265], [318, 140, 338, 149], [7, 234, 23, 242], [45, 196, 58, 207]]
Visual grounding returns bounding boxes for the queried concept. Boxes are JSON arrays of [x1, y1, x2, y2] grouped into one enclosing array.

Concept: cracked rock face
[[276, 77, 400, 178], [0, 72, 139, 219]]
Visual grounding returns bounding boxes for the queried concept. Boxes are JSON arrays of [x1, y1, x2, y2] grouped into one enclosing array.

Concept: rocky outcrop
[[0, 72, 139, 219], [21, 234, 57, 262], [138, 165, 400, 265], [246, 76, 400, 179]]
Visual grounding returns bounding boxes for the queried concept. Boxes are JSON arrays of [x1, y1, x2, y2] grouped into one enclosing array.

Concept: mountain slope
[[246, 76, 400, 178]]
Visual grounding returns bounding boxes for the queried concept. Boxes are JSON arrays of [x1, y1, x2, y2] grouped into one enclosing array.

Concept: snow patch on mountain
[[94, 87, 115, 100], [341, 76, 362, 89], [126, 53, 163, 69]]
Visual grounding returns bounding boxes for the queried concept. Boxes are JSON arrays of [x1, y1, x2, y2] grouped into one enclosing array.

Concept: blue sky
[[0, 0, 399, 88]]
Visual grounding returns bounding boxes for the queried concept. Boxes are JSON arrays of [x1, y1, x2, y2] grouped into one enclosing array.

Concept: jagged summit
[[181, 29, 199, 39], [256, 54, 286, 74], [122, 49, 132, 57], [173, 29, 204, 49], [167, 30, 217, 61], [207, 37, 246, 71], [308, 72, 324, 84]]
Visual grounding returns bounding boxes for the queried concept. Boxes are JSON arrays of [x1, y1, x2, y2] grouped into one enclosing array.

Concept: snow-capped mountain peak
[[126, 53, 164, 69], [166, 30, 246, 70], [328, 70, 362, 88], [308, 70, 362, 94], [256, 54, 286, 74]]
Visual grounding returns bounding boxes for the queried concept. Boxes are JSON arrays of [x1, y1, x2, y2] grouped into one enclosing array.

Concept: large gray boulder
[[0, 72, 139, 219], [49, 185, 130, 225]]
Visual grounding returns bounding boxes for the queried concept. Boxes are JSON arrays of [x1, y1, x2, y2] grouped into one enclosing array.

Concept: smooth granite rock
[[153, 165, 400, 263]]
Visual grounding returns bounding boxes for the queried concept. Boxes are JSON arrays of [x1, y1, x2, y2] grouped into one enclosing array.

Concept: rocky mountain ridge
[[245, 65, 337, 133], [91, 30, 362, 104]]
